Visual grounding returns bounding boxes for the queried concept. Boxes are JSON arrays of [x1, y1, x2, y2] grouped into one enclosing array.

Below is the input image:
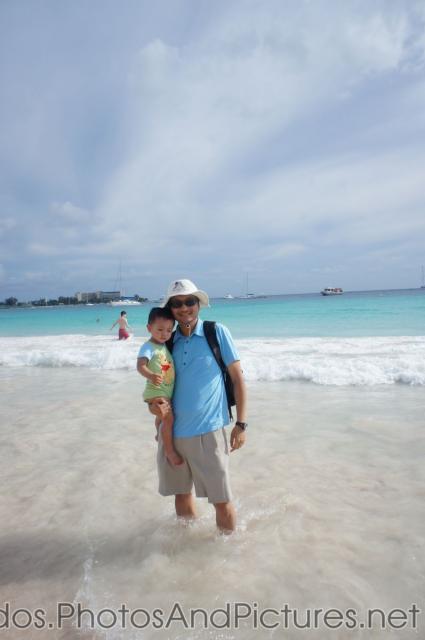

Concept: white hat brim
[[162, 289, 210, 308], [161, 279, 210, 308]]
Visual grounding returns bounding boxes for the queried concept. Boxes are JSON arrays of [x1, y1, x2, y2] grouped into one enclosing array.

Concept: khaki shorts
[[157, 428, 232, 504]]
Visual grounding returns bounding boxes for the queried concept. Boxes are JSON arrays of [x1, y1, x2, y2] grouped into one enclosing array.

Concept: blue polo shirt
[[171, 319, 240, 438]]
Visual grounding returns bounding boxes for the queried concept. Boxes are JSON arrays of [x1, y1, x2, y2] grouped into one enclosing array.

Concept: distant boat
[[109, 261, 142, 306], [321, 287, 343, 296], [236, 292, 268, 299], [109, 299, 141, 306], [421, 265, 425, 289], [236, 274, 267, 299], [224, 294, 234, 299]]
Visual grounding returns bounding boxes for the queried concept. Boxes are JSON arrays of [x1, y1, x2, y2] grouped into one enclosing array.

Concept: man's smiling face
[[168, 295, 200, 328]]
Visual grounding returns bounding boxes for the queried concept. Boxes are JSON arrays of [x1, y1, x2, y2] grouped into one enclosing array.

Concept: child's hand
[[149, 373, 163, 386]]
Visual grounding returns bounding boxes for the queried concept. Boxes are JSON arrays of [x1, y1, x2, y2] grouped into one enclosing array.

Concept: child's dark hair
[[120, 311, 127, 316], [148, 306, 175, 325]]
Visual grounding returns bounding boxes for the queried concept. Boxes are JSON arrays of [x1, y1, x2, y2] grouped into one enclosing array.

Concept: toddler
[[137, 307, 183, 466]]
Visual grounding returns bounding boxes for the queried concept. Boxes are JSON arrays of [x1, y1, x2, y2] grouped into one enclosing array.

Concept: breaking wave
[[1, 334, 425, 386]]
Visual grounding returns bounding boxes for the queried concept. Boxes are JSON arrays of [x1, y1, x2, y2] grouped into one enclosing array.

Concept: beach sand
[[1, 368, 424, 639]]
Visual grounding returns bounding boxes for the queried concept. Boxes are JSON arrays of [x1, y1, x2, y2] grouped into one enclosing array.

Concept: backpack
[[166, 320, 236, 420]]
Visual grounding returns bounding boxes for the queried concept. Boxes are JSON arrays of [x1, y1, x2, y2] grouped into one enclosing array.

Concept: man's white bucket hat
[[162, 279, 210, 308]]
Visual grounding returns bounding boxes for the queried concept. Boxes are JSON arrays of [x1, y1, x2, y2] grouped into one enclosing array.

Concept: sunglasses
[[169, 296, 199, 309]]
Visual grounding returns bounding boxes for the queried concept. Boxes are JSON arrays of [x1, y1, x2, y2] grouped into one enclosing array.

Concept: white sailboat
[[109, 262, 141, 306], [237, 274, 267, 299], [109, 299, 141, 306], [421, 265, 425, 289]]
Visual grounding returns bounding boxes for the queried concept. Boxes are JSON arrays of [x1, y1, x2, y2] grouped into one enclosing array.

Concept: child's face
[[147, 318, 174, 343]]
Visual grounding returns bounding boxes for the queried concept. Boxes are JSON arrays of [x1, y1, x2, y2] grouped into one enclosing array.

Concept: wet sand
[[1, 368, 424, 639]]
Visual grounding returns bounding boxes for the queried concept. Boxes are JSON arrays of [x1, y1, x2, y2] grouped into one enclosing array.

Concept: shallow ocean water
[[1, 289, 425, 339], [1, 368, 424, 639]]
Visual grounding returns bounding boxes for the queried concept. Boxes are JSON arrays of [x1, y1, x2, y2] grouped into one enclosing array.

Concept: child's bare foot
[[166, 450, 184, 466]]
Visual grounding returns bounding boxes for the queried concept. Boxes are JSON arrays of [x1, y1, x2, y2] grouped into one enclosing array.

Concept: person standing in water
[[156, 279, 247, 533], [111, 311, 131, 340]]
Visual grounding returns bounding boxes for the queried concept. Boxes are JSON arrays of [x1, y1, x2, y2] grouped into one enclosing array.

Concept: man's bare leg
[[175, 493, 196, 519], [214, 502, 236, 533]]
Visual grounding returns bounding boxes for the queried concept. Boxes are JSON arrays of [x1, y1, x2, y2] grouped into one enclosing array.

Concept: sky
[[1, 0, 425, 300]]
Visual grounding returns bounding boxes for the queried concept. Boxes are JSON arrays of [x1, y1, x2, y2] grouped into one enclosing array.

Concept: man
[[156, 278, 247, 532]]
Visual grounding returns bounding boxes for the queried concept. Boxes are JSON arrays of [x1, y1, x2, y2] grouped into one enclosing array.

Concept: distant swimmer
[[110, 311, 131, 340]]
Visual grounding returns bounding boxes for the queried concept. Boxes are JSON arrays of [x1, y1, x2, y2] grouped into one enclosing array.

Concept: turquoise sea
[[1, 289, 424, 385], [1, 289, 424, 338]]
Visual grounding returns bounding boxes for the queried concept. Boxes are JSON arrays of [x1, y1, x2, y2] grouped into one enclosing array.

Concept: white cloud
[[0, 217, 17, 237], [92, 1, 425, 261], [23, 270, 50, 282], [28, 243, 64, 257], [0, 217, 16, 230], [227, 147, 425, 242], [261, 243, 307, 261], [344, 12, 408, 73], [2, 0, 425, 296], [50, 201, 89, 222]]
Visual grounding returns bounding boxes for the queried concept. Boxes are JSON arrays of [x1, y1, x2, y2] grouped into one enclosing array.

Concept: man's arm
[[227, 360, 247, 452]]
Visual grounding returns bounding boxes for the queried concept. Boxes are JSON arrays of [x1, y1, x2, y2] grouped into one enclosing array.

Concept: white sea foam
[[1, 334, 425, 385]]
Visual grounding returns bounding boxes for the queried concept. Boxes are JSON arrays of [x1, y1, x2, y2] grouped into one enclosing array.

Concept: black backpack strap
[[203, 321, 226, 373], [165, 322, 234, 420], [203, 320, 234, 420], [165, 330, 176, 353]]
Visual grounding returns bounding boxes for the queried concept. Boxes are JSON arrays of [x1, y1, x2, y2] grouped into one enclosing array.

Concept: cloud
[[50, 201, 89, 222], [94, 2, 425, 247], [28, 243, 64, 257], [1, 0, 425, 297], [0, 217, 16, 230], [261, 243, 307, 261], [23, 270, 51, 282], [0, 217, 17, 237]]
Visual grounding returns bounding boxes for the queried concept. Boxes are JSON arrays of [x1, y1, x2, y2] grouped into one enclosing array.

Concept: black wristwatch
[[235, 421, 248, 431]]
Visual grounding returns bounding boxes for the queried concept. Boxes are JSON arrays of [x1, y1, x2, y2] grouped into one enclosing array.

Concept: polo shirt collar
[[174, 318, 204, 342]]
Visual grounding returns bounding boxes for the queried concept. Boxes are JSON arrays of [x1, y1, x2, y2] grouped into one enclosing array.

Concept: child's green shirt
[[138, 340, 175, 400]]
